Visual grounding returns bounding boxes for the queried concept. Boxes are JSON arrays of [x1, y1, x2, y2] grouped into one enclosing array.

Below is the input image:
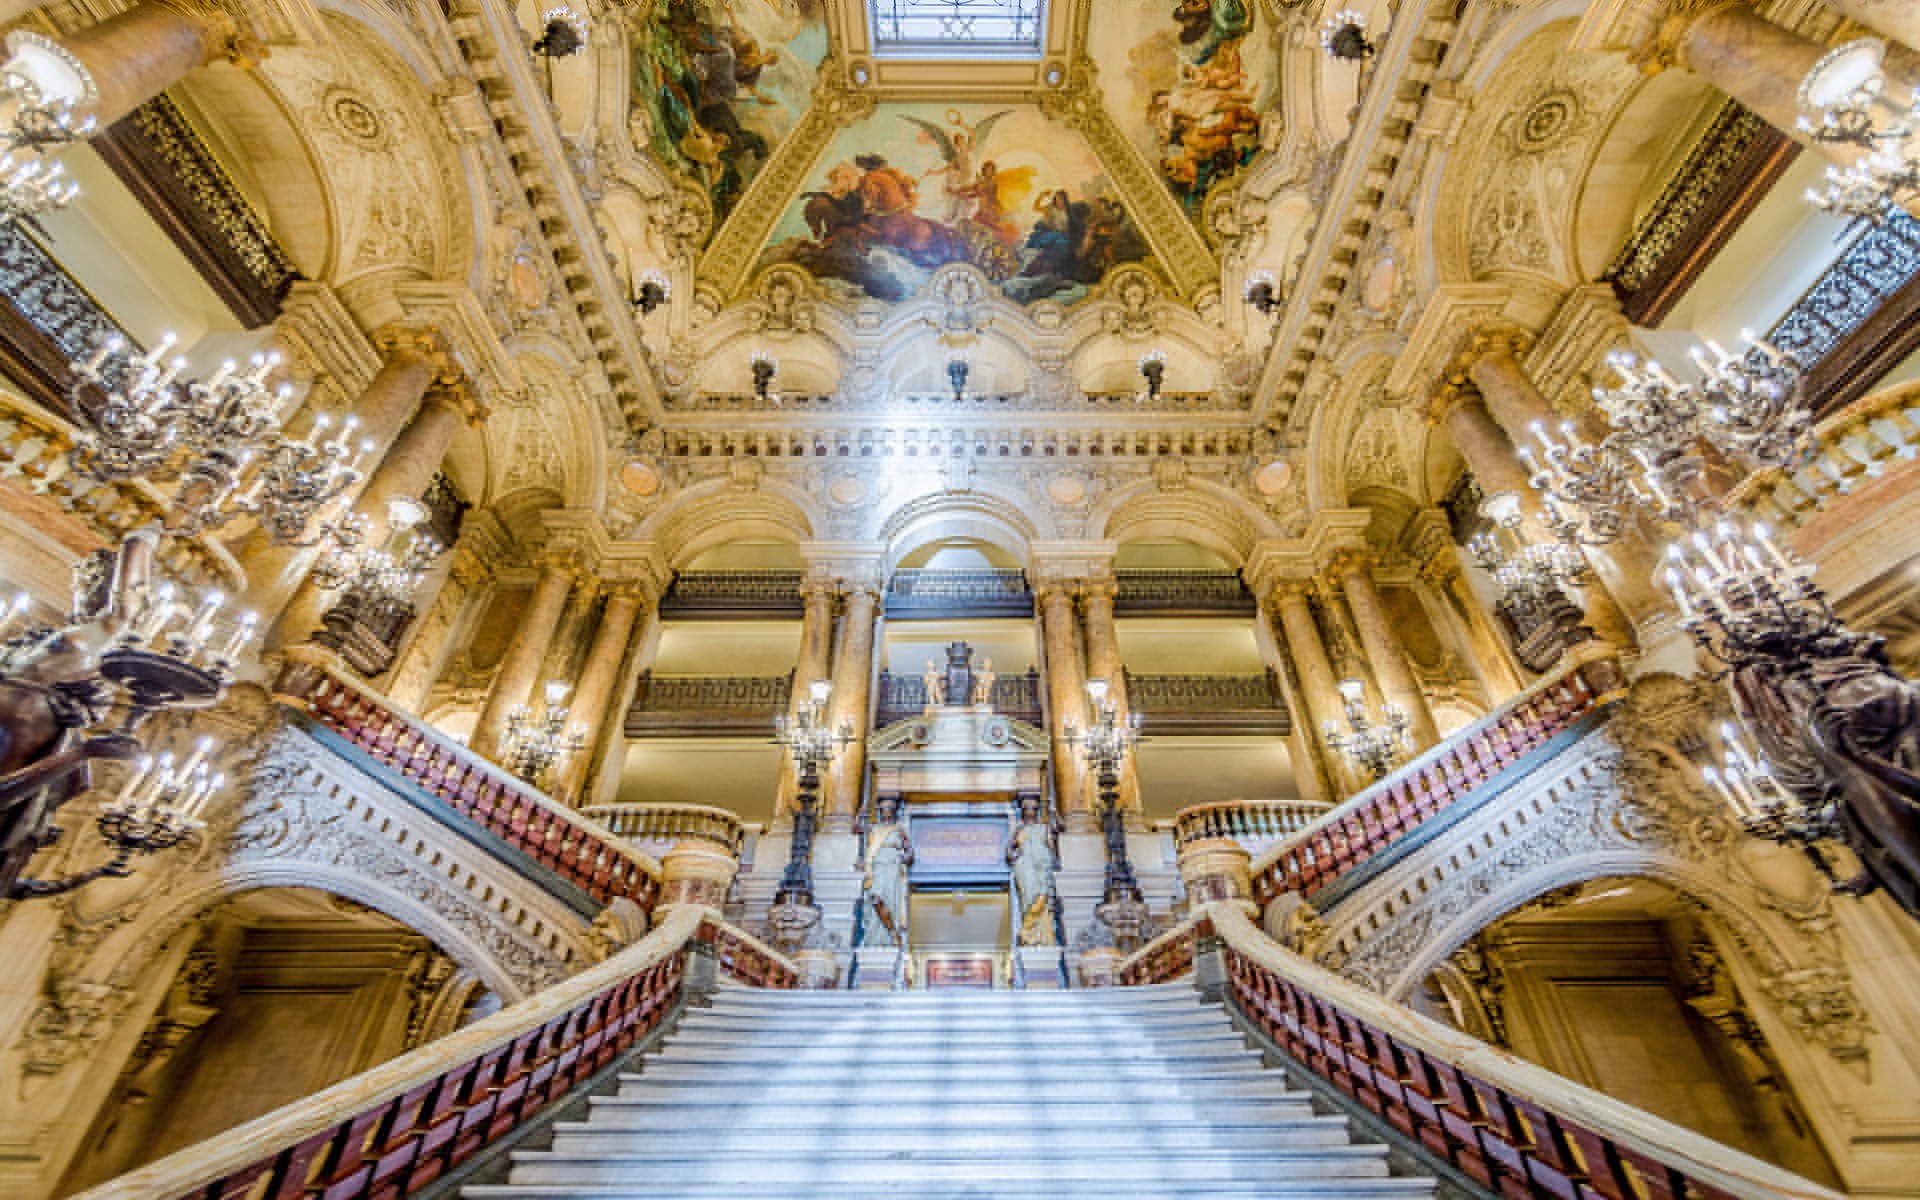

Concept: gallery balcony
[[1113, 569, 1256, 616], [885, 567, 1033, 618], [624, 673, 793, 737], [658, 570, 806, 619]]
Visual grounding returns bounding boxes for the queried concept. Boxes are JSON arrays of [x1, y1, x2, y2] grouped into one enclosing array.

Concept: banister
[[1117, 912, 1208, 986], [286, 651, 662, 912], [1169, 799, 1331, 849], [582, 801, 747, 857], [702, 917, 799, 989], [1202, 902, 1842, 1200], [1248, 648, 1620, 912], [70, 906, 714, 1200]]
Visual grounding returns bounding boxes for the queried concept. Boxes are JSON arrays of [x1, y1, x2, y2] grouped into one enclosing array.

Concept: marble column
[[582, 597, 663, 807], [0, 0, 46, 28], [248, 338, 442, 643], [1332, 550, 1441, 753], [776, 582, 839, 821], [1037, 582, 1090, 827], [49, 1, 238, 126], [470, 548, 577, 761], [1419, 544, 1525, 701], [555, 582, 648, 802], [384, 539, 494, 711], [824, 584, 880, 827], [1080, 581, 1142, 816], [1814, 0, 1920, 56], [1253, 590, 1329, 807], [1270, 579, 1361, 796]]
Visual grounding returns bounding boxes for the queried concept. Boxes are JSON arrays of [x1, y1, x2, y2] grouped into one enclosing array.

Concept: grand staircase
[[464, 983, 1438, 1200]]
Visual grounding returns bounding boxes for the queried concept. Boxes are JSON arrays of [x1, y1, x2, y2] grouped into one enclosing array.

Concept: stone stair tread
[[582, 1097, 1320, 1121], [466, 1183, 1438, 1199], [505, 1147, 1395, 1183], [547, 1127, 1354, 1152]]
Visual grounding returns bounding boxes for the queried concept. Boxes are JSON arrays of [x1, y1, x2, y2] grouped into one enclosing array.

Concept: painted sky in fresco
[[1085, 0, 1277, 223], [754, 104, 1155, 305], [629, 0, 829, 233]]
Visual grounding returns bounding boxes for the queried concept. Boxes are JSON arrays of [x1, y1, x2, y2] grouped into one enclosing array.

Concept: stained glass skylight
[[870, 0, 1045, 57]]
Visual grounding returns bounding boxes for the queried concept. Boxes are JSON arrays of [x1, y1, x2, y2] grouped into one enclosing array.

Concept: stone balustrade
[[887, 567, 1032, 616], [1169, 799, 1332, 851], [287, 653, 662, 912], [582, 802, 748, 858], [654, 426, 1254, 461], [66, 907, 796, 1200], [1730, 379, 1920, 531], [1249, 650, 1621, 913], [875, 668, 1044, 725], [1198, 903, 1841, 1200]]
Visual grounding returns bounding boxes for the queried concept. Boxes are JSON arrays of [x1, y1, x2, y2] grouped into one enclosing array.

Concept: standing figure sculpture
[[922, 659, 945, 712], [1007, 793, 1059, 946], [971, 657, 996, 707], [858, 795, 913, 947]]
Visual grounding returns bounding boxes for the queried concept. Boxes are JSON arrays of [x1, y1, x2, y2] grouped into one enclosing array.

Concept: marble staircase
[[464, 983, 1438, 1199]]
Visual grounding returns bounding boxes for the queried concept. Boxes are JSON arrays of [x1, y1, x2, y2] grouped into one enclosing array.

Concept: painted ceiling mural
[[755, 103, 1156, 304], [1086, 0, 1277, 223], [629, 0, 830, 228]]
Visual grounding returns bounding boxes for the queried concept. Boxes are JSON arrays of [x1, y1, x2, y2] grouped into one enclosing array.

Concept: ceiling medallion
[[323, 89, 390, 151], [1514, 89, 1579, 154]]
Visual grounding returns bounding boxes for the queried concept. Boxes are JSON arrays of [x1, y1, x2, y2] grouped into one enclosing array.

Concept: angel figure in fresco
[[903, 109, 1013, 224]]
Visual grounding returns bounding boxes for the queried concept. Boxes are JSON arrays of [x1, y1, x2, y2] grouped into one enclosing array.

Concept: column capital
[[421, 374, 488, 426], [1269, 576, 1319, 604], [1441, 324, 1532, 390], [1326, 547, 1378, 580], [1628, 0, 1746, 72], [1078, 579, 1120, 607], [373, 323, 459, 378], [1033, 579, 1082, 606]]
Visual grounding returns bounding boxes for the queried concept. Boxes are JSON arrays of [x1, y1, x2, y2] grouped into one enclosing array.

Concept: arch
[[1094, 478, 1272, 565], [643, 481, 819, 568], [881, 493, 1041, 571]]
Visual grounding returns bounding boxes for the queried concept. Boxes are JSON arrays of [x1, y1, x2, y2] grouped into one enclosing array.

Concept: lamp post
[[1066, 678, 1142, 905], [772, 678, 853, 909], [947, 354, 969, 402], [1322, 678, 1410, 782], [751, 351, 778, 404]]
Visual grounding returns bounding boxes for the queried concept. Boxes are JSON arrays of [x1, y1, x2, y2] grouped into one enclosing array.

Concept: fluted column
[[248, 335, 444, 643], [470, 547, 577, 760], [777, 582, 839, 821], [554, 583, 648, 802], [824, 584, 880, 827], [1270, 579, 1360, 796], [385, 539, 495, 711], [1332, 550, 1441, 753], [1037, 582, 1090, 827], [1080, 581, 1142, 816], [1814, 0, 1920, 56], [50, 0, 241, 126]]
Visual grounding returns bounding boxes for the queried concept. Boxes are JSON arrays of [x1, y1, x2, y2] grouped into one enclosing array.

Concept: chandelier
[[501, 680, 585, 790], [1064, 677, 1144, 909], [1323, 678, 1409, 781], [771, 678, 853, 908], [1797, 38, 1919, 223], [0, 32, 98, 224], [0, 535, 256, 898], [312, 497, 442, 606], [68, 336, 371, 544], [1520, 335, 1806, 545], [1469, 491, 1589, 604]]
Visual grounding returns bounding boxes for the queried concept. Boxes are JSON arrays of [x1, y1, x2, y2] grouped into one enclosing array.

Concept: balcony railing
[[1114, 569, 1256, 615], [1128, 671, 1288, 734], [1118, 905, 1843, 1200], [1169, 799, 1332, 850], [658, 570, 803, 618], [886, 567, 1033, 617], [1730, 378, 1920, 534], [581, 802, 747, 858], [875, 668, 1043, 726], [70, 908, 797, 1200], [624, 673, 792, 737], [292, 658, 661, 912], [1250, 651, 1620, 913]]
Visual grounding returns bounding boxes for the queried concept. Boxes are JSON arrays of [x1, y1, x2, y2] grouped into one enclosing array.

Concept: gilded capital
[[423, 375, 488, 425], [374, 324, 462, 385], [1628, 0, 1745, 73], [1325, 547, 1377, 579]]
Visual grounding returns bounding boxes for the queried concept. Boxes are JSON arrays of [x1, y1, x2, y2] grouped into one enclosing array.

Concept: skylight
[[870, 0, 1045, 57]]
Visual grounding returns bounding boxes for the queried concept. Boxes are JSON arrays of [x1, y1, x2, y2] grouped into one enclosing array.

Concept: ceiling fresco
[[1084, 0, 1277, 224], [629, 0, 830, 228], [754, 103, 1157, 304]]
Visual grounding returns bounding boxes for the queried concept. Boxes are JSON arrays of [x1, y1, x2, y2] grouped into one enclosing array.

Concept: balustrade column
[[1037, 582, 1090, 826], [45, 0, 242, 127], [1080, 581, 1142, 816], [385, 539, 494, 711], [554, 582, 649, 802], [249, 335, 444, 644], [824, 584, 880, 828], [1270, 580, 1362, 796], [777, 581, 839, 821], [470, 548, 578, 760], [1332, 550, 1441, 753]]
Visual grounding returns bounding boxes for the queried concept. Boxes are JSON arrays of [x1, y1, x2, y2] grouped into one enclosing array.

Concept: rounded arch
[[881, 492, 1040, 571], [643, 481, 819, 569], [1094, 478, 1273, 566]]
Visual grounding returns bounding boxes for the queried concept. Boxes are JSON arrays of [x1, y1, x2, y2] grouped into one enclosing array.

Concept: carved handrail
[[1250, 651, 1620, 912], [1203, 903, 1841, 1200], [70, 906, 714, 1200], [875, 668, 1043, 725], [1116, 913, 1207, 986], [292, 657, 661, 912], [663, 569, 803, 604], [582, 802, 747, 857], [1170, 799, 1332, 849], [1127, 672, 1281, 711], [1728, 377, 1920, 531]]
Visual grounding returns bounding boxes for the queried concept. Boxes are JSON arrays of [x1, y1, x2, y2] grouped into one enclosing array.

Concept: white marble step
[[580, 1096, 1323, 1127], [546, 1119, 1355, 1155], [466, 1182, 1441, 1200]]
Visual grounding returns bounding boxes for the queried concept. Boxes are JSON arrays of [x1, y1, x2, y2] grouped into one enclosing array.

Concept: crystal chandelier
[[1064, 677, 1144, 908], [1469, 491, 1590, 605], [68, 336, 371, 544], [1323, 678, 1409, 781], [771, 678, 853, 908], [1520, 334, 1806, 545], [312, 497, 442, 607], [501, 680, 585, 790], [0, 32, 98, 224], [1797, 38, 1920, 223]]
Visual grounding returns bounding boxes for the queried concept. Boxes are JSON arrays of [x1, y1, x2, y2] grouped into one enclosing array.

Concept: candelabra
[[1320, 9, 1376, 60], [751, 351, 778, 404], [1065, 678, 1143, 907], [772, 678, 853, 908], [1520, 335, 1806, 546], [1797, 38, 1920, 223], [947, 354, 969, 402], [632, 270, 670, 315], [0, 33, 98, 225], [530, 6, 588, 57], [501, 681, 586, 791], [67, 335, 371, 544], [1322, 679, 1409, 782], [1243, 270, 1283, 320], [1138, 349, 1165, 402]]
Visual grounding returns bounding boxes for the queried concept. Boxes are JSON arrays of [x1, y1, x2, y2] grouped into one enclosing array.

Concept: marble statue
[[858, 795, 913, 947], [1007, 794, 1059, 946], [923, 659, 945, 710], [971, 657, 996, 707]]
